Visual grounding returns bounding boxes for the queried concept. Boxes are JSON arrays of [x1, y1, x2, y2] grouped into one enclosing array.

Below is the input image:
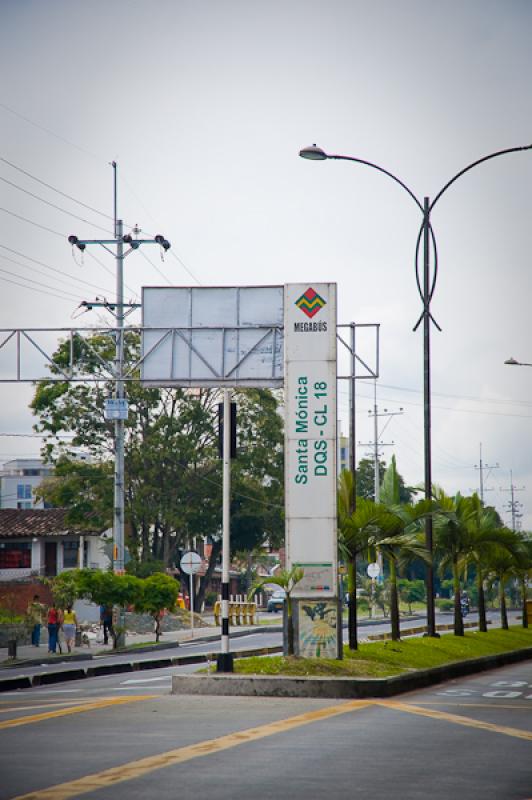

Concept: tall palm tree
[[461, 495, 519, 632], [486, 543, 522, 630], [338, 470, 389, 650], [513, 534, 532, 629], [433, 488, 474, 636], [378, 457, 431, 641]]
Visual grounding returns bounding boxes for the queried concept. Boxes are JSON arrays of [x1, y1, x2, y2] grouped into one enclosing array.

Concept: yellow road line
[[0, 695, 155, 730], [0, 697, 139, 715], [10, 700, 372, 800], [375, 700, 532, 741]]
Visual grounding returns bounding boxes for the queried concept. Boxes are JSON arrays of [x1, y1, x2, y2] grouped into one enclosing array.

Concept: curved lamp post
[[300, 142, 532, 637]]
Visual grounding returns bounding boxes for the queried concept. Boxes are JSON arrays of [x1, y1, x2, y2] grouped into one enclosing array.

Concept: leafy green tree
[[75, 569, 142, 648], [46, 571, 80, 609], [356, 457, 413, 503], [134, 573, 179, 642], [31, 333, 284, 594], [249, 566, 304, 656], [513, 533, 532, 629], [397, 579, 426, 614]]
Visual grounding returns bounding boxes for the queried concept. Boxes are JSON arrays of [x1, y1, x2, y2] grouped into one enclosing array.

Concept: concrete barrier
[[171, 646, 532, 699]]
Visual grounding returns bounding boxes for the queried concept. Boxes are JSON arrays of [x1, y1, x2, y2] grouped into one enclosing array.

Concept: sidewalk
[[0, 616, 273, 667]]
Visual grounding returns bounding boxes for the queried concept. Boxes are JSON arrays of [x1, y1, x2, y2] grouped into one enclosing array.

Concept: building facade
[[0, 459, 54, 510]]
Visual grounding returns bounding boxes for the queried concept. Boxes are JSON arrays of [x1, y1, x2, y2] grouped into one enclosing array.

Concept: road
[[0, 660, 531, 799]]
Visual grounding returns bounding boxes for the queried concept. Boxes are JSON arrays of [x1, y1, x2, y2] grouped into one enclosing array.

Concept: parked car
[[267, 590, 286, 612]]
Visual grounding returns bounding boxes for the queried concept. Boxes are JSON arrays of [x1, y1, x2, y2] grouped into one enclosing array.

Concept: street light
[[300, 141, 532, 637], [505, 357, 532, 367]]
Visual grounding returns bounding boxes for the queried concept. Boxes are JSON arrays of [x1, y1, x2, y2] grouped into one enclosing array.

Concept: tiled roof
[[0, 509, 104, 538]]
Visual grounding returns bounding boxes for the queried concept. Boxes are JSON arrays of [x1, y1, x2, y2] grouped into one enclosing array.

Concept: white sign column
[[284, 284, 338, 599]]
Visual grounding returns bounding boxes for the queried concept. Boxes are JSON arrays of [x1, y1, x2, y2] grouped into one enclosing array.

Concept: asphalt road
[[0, 661, 531, 799]]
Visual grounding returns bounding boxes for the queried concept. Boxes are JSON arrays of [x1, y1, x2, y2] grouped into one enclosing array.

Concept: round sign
[[367, 562, 380, 579], [180, 551, 202, 575]]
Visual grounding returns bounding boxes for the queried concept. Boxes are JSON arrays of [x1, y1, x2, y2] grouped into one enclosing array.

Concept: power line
[[0, 273, 78, 302], [0, 156, 113, 220], [0, 265, 81, 301], [0, 253, 98, 298], [0, 243, 113, 295], [0, 206, 65, 237], [0, 102, 103, 162], [0, 174, 113, 234]]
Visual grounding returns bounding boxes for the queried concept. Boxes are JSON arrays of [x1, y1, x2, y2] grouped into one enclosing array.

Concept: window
[[0, 542, 31, 569], [17, 484, 32, 500], [63, 541, 80, 569], [17, 502, 32, 510]]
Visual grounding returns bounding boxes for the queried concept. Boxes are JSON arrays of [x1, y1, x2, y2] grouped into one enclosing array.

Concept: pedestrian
[[27, 594, 45, 647], [62, 605, 78, 653], [47, 602, 60, 654], [100, 605, 114, 645]]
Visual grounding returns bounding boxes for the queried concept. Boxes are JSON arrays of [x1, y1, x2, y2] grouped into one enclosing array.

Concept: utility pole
[[68, 162, 170, 575], [500, 470, 524, 531], [359, 379, 404, 503], [474, 443, 499, 503]]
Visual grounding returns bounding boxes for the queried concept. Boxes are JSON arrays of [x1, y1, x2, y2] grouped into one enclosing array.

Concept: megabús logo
[[294, 288, 327, 331]]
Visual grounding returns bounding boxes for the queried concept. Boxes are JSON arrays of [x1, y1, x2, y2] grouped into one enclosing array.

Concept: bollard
[[248, 603, 256, 625], [214, 600, 221, 627], [7, 639, 17, 659]]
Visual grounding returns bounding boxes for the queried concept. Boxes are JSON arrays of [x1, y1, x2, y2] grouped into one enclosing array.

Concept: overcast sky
[[1, 0, 531, 528]]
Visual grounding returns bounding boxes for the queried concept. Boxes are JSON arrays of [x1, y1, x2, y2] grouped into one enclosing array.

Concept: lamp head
[[299, 144, 328, 161], [504, 357, 519, 365]]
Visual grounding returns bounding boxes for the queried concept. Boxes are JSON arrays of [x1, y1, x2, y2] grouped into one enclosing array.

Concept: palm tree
[[513, 534, 532, 628], [462, 496, 519, 632], [378, 457, 431, 640], [338, 470, 388, 650], [486, 543, 522, 630], [433, 488, 474, 636], [249, 565, 303, 655]]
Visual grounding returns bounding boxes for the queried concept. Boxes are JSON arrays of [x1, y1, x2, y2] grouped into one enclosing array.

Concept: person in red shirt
[[47, 602, 60, 654]]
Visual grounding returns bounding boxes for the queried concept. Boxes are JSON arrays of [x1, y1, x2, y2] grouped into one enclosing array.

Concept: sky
[[1, 0, 531, 528]]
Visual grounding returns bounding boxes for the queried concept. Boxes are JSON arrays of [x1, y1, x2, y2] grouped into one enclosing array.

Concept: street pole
[[217, 388, 234, 672], [422, 197, 437, 637], [113, 218, 125, 574], [349, 322, 356, 506]]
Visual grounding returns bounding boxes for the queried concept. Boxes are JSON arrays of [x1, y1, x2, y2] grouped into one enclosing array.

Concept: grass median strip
[[0, 695, 155, 730], [10, 700, 373, 800], [232, 627, 532, 678]]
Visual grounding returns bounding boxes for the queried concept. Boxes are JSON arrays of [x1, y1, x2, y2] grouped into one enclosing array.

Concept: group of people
[[26, 595, 115, 653], [26, 595, 79, 653]]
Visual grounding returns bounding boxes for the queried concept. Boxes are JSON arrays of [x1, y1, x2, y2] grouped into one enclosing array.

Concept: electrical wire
[[0, 265, 81, 301], [0, 156, 113, 220], [169, 248, 202, 286], [0, 174, 113, 234], [0, 206, 65, 238], [0, 243, 113, 295], [139, 249, 172, 286], [0, 273, 79, 302], [0, 253, 100, 298]]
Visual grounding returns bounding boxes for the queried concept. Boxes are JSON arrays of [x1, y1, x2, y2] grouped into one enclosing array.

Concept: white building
[[0, 509, 110, 580], [0, 459, 54, 510]]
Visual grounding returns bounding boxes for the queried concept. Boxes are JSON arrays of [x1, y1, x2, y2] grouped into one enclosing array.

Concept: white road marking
[[120, 676, 171, 684]]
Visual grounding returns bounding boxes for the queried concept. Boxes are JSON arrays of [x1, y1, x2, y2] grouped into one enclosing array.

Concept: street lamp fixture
[[505, 357, 532, 367], [300, 141, 532, 638]]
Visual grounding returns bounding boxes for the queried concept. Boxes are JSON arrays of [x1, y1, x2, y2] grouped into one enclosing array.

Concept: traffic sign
[[367, 562, 380, 579], [104, 398, 129, 420], [180, 551, 202, 575]]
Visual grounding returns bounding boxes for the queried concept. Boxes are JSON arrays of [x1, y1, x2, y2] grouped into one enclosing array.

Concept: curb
[[171, 646, 532, 699], [0, 644, 284, 693]]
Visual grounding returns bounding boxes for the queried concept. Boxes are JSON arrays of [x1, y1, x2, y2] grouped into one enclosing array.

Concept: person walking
[[62, 605, 78, 653], [27, 594, 45, 647], [47, 602, 60, 654], [100, 605, 114, 645]]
